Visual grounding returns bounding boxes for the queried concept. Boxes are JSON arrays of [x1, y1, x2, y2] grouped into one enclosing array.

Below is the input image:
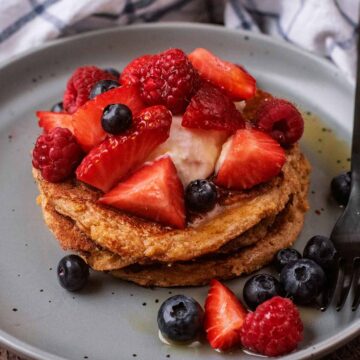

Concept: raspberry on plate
[[63, 66, 117, 113], [120, 54, 154, 86], [182, 83, 245, 132], [140, 48, 200, 114], [32, 127, 83, 183], [240, 296, 303, 357], [76, 105, 172, 192], [255, 98, 304, 146], [188, 48, 256, 100]]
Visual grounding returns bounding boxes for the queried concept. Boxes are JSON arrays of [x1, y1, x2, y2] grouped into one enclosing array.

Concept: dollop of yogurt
[[148, 116, 229, 185]]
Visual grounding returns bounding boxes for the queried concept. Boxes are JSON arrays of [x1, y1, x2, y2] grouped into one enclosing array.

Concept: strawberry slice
[[204, 279, 247, 350], [76, 106, 172, 192], [182, 83, 245, 132], [72, 85, 145, 152], [214, 129, 286, 190], [99, 156, 185, 229], [37, 111, 74, 134], [188, 48, 256, 101]]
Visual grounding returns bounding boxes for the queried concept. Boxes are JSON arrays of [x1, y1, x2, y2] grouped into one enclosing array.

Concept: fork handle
[[350, 31, 360, 199]]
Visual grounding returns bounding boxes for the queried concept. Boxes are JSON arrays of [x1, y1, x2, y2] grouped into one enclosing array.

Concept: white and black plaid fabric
[[0, 0, 358, 80]]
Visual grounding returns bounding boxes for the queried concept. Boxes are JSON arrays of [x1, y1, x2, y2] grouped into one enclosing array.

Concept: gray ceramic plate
[[0, 23, 358, 360]]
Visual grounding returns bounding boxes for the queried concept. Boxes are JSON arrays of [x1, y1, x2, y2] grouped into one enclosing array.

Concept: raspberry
[[240, 296, 303, 357], [32, 127, 83, 183], [120, 55, 154, 86], [63, 66, 117, 113], [140, 48, 200, 114], [182, 83, 244, 132], [255, 98, 304, 146]]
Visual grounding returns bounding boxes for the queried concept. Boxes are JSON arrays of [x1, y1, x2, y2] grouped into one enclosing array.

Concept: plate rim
[[0, 22, 358, 360]]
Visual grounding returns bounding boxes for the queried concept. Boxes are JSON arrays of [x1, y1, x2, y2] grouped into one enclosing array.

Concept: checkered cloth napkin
[[0, 0, 358, 80]]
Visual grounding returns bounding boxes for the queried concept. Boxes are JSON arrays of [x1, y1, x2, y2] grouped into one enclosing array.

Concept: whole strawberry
[[63, 66, 117, 113], [240, 296, 303, 357], [140, 48, 200, 114], [32, 127, 83, 182]]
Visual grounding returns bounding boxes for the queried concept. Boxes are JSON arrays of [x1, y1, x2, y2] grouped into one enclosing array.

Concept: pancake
[[38, 167, 308, 287], [33, 145, 309, 269]]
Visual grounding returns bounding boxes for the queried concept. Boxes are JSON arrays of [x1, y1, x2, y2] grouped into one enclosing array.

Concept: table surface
[[1, 336, 360, 360]]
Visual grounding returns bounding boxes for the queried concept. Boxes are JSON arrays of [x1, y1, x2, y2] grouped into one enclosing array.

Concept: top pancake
[[33, 143, 310, 268]]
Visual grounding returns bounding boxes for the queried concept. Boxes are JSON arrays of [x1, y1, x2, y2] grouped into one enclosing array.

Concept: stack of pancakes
[[33, 143, 310, 287]]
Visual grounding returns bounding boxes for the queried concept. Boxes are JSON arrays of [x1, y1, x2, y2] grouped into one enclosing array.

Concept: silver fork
[[321, 34, 360, 312]]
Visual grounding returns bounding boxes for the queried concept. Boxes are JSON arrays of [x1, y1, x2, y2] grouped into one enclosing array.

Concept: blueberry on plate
[[243, 274, 284, 310], [89, 79, 120, 99], [185, 179, 217, 213], [331, 171, 351, 205], [275, 248, 302, 272], [101, 103, 132, 134], [303, 235, 337, 270], [51, 102, 64, 113], [157, 295, 204, 342], [280, 259, 325, 304], [57, 255, 89, 291], [104, 67, 120, 79]]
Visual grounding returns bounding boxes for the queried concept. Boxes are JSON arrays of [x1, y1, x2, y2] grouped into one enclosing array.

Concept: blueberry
[[303, 235, 337, 270], [89, 80, 120, 99], [101, 104, 132, 134], [243, 274, 284, 310], [275, 248, 302, 272], [185, 180, 217, 213], [157, 295, 204, 342], [104, 67, 120, 79], [57, 255, 89, 291], [280, 259, 326, 304], [51, 102, 64, 112], [331, 172, 351, 205]]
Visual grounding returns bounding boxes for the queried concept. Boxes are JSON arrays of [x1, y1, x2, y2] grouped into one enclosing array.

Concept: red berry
[[72, 85, 145, 152], [140, 48, 200, 114], [120, 54, 154, 86], [182, 83, 245, 132], [76, 105, 172, 192], [99, 157, 185, 229], [37, 111, 74, 134], [240, 296, 303, 357], [32, 127, 83, 183], [188, 48, 256, 100], [63, 66, 117, 113], [204, 279, 247, 350], [214, 129, 286, 190], [255, 98, 304, 146]]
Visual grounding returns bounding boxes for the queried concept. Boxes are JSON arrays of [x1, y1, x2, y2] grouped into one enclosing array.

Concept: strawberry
[[72, 85, 145, 152], [214, 129, 286, 190], [37, 111, 74, 134], [182, 83, 245, 132], [204, 279, 247, 351], [99, 156, 185, 229], [188, 48, 256, 101], [76, 106, 172, 192]]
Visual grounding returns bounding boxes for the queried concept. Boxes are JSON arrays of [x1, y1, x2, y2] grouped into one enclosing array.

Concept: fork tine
[[351, 258, 360, 311], [336, 260, 354, 311], [320, 258, 340, 311]]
